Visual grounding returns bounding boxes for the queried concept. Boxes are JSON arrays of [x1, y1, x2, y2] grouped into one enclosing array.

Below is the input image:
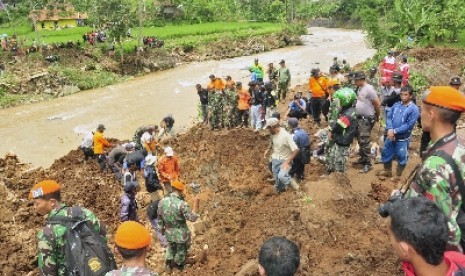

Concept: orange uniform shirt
[[237, 88, 251, 110], [93, 131, 110, 154], [157, 156, 180, 183], [210, 78, 225, 91], [308, 76, 329, 98]]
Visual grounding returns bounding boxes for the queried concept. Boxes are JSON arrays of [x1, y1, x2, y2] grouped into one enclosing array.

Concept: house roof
[[28, 3, 87, 22]]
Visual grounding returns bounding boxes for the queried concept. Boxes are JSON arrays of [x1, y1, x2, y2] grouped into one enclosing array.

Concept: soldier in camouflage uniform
[[322, 80, 342, 175], [404, 86, 465, 252], [106, 221, 158, 276], [30, 180, 107, 276], [157, 181, 200, 272], [325, 85, 357, 175], [208, 86, 223, 130], [223, 81, 239, 129]]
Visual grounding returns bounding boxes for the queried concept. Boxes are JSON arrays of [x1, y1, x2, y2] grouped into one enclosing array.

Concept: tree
[[96, 0, 136, 62]]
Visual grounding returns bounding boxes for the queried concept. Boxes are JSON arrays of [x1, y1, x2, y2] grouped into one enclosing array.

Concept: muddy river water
[[0, 27, 375, 167]]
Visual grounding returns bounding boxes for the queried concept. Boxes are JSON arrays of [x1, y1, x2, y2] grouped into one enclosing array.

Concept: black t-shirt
[[250, 88, 264, 106], [197, 88, 209, 105], [126, 150, 145, 168]]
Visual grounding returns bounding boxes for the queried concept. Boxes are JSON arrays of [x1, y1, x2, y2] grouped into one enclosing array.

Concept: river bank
[[0, 27, 375, 168], [0, 23, 303, 108]]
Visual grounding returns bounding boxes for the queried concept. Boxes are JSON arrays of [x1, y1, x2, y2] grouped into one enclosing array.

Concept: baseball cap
[[288, 118, 299, 128], [450, 77, 462, 85], [145, 155, 157, 166], [328, 79, 341, 88], [115, 221, 151, 250], [279, 59, 285, 64], [97, 124, 106, 131], [352, 71, 366, 80], [422, 86, 465, 112], [265, 118, 279, 128]]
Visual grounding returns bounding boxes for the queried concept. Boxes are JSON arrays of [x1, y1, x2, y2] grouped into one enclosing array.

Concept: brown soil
[[0, 85, 416, 276], [407, 47, 465, 86]]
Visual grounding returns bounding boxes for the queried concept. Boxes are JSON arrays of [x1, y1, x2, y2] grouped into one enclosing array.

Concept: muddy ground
[[2, 81, 433, 275]]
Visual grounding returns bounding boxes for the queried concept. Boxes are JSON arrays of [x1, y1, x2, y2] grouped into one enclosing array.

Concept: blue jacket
[[292, 128, 310, 149], [386, 101, 419, 140]]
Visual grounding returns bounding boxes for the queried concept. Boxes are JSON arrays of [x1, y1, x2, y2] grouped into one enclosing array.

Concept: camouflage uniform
[[37, 204, 105, 276], [208, 92, 223, 130], [223, 89, 238, 128], [157, 193, 199, 266], [278, 67, 291, 100], [406, 136, 465, 252], [105, 266, 158, 276], [132, 126, 146, 150], [325, 98, 341, 171]]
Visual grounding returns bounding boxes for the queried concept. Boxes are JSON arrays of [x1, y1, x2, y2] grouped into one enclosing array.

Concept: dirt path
[[0, 27, 374, 168]]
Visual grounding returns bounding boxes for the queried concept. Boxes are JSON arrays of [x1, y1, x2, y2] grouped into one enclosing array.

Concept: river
[[0, 27, 375, 168]]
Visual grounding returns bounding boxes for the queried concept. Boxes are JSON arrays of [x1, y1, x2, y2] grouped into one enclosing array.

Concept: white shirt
[[81, 132, 94, 148], [141, 131, 154, 144], [271, 128, 299, 160]]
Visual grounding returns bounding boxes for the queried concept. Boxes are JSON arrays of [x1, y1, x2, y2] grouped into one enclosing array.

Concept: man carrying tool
[[264, 118, 300, 193], [158, 180, 200, 273]]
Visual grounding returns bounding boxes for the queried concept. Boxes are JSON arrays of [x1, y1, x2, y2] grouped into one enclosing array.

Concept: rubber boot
[[395, 165, 406, 180], [165, 260, 173, 273], [376, 162, 392, 177], [289, 178, 300, 191]]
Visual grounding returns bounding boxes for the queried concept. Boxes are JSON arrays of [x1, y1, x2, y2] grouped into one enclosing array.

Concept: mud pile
[[409, 48, 465, 87], [0, 124, 402, 275]]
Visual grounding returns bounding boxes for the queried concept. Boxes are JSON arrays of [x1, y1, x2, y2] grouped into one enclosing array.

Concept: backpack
[[48, 206, 117, 276], [333, 107, 358, 146], [145, 165, 162, 193]]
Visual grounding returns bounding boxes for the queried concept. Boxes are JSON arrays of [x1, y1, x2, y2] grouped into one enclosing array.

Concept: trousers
[[271, 159, 292, 192], [381, 138, 409, 166], [356, 117, 375, 165], [250, 104, 262, 129]]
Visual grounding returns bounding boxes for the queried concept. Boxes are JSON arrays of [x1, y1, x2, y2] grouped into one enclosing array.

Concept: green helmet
[[333, 87, 356, 107]]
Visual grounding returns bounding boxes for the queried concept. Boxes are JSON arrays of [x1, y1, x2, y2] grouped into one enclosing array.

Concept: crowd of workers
[[29, 51, 465, 276]]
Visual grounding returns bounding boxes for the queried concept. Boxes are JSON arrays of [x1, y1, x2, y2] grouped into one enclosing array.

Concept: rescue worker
[[106, 221, 158, 276], [378, 85, 419, 180], [237, 81, 251, 128], [267, 62, 278, 89], [308, 68, 329, 126], [353, 71, 381, 173], [31, 180, 109, 275], [250, 58, 265, 83], [196, 84, 209, 124], [159, 115, 175, 139], [224, 75, 235, 87], [380, 50, 396, 83], [263, 118, 300, 193], [223, 80, 238, 129], [108, 142, 135, 180], [208, 85, 223, 130], [404, 86, 465, 252], [141, 126, 157, 155], [80, 129, 95, 161], [258, 237, 300, 276], [208, 74, 225, 92], [157, 180, 200, 273], [399, 55, 410, 86], [277, 59, 291, 100], [93, 124, 110, 171], [326, 87, 358, 175], [157, 147, 180, 194], [288, 118, 310, 181]]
